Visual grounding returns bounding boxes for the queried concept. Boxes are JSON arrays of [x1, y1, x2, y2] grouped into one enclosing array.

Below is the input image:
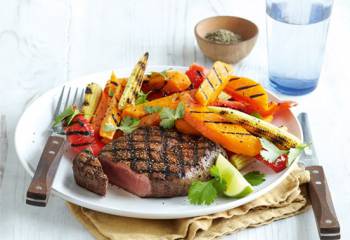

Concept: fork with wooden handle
[[26, 87, 84, 207]]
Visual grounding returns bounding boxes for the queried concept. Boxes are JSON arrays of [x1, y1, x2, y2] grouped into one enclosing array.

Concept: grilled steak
[[99, 126, 226, 197], [73, 150, 108, 196]]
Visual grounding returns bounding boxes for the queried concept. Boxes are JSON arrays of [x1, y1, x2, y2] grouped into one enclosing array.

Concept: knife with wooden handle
[[298, 113, 340, 240]]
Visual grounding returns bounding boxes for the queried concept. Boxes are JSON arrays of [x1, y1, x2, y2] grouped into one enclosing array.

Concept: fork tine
[[72, 88, 79, 106], [53, 86, 65, 118], [79, 88, 85, 108], [64, 87, 71, 110]]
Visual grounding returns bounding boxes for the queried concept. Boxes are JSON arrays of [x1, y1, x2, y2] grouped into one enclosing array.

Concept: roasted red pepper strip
[[225, 84, 297, 117], [185, 64, 208, 89], [65, 115, 104, 156], [255, 154, 288, 173], [224, 89, 265, 112]]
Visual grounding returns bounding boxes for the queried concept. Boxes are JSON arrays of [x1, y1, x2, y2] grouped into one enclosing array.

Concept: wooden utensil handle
[[306, 166, 340, 239], [26, 135, 65, 207]]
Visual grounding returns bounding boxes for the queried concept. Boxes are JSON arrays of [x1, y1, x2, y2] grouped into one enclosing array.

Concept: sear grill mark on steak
[[144, 127, 153, 174], [72, 150, 108, 196], [175, 131, 185, 178], [99, 126, 226, 197], [160, 129, 170, 177]]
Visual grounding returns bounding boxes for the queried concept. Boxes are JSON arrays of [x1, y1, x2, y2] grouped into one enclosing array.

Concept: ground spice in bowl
[[205, 29, 242, 44]]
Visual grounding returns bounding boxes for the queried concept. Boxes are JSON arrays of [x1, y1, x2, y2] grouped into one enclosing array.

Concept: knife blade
[[298, 112, 319, 166], [298, 112, 340, 240], [0, 114, 8, 188]]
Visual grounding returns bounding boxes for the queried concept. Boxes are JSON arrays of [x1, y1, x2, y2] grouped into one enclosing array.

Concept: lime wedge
[[216, 154, 254, 198]]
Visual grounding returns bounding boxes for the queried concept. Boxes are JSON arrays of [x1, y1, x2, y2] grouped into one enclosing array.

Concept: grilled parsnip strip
[[81, 83, 102, 121], [208, 106, 301, 149], [108, 71, 123, 97], [194, 61, 233, 105], [118, 52, 149, 110]]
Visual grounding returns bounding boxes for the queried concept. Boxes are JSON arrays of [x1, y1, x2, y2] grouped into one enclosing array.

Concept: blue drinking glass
[[266, 0, 333, 95]]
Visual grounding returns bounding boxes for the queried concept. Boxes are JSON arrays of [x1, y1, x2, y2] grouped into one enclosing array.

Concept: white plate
[[15, 66, 302, 219]]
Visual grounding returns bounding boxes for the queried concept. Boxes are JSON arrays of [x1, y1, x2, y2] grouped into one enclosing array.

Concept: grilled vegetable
[[118, 52, 149, 110], [65, 115, 104, 156], [230, 154, 253, 170], [211, 99, 248, 112], [208, 106, 301, 149], [162, 71, 191, 94], [279, 125, 288, 132], [194, 61, 233, 105], [224, 76, 269, 112], [91, 91, 110, 134], [91, 72, 125, 136], [175, 119, 200, 135], [122, 93, 181, 118], [185, 64, 207, 88], [81, 83, 102, 121], [139, 113, 161, 127], [107, 71, 124, 98], [148, 72, 167, 90], [119, 77, 127, 87], [224, 76, 297, 117], [256, 154, 288, 173], [184, 106, 261, 156], [260, 101, 297, 117], [218, 91, 232, 101], [99, 78, 124, 140]]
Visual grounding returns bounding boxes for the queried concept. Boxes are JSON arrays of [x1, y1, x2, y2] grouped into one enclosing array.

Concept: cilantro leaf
[[144, 103, 185, 129], [159, 103, 185, 129], [159, 107, 176, 129], [117, 116, 140, 134], [135, 91, 150, 105], [188, 180, 217, 205], [160, 118, 175, 129], [174, 102, 185, 119], [144, 106, 162, 114], [259, 138, 288, 163], [53, 105, 80, 127], [244, 171, 266, 186], [66, 108, 80, 126], [287, 144, 308, 166], [187, 165, 229, 205], [104, 117, 140, 134], [159, 107, 175, 120]]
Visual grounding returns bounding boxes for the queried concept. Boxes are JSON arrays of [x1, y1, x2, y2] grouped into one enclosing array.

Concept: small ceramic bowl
[[195, 16, 258, 64]]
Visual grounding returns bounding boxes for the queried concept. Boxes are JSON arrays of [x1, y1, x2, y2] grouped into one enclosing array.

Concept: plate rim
[[15, 65, 302, 219]]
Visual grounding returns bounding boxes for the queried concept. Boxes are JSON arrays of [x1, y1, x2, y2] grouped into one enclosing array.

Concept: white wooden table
[[1, 0, 349, 239]]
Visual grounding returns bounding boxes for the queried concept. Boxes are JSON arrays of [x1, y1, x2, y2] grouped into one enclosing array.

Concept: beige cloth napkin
[[67, 167, 310, 240]]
